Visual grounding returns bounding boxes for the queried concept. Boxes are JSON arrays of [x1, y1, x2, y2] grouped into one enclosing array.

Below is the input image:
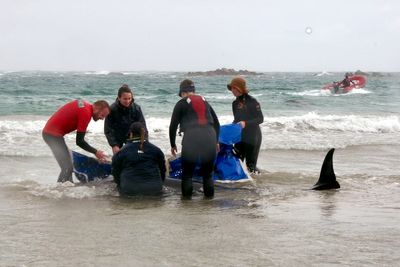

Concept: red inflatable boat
[[323, 75, 366, 94]]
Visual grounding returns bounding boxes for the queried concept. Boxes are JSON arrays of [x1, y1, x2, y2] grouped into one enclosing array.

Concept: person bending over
[[42, 100, 110, 183]]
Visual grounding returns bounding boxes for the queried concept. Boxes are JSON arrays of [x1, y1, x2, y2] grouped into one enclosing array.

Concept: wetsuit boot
[[202, 176, 214, 198], [181, 160, 195, 199], [57, 166, 73, 183]]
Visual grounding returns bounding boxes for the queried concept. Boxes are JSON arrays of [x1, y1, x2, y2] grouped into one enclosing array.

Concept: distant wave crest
[[0, 113, 398, 156]]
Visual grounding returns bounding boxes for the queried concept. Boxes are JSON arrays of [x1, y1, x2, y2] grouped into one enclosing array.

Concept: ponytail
[[139, 127, 145, 152]]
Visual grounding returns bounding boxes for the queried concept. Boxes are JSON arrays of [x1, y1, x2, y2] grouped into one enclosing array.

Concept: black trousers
[[181, 127, 217, 198], [119, 178, 163, 197], [235, 126, 262, 172], [42, 132, 73, 183]]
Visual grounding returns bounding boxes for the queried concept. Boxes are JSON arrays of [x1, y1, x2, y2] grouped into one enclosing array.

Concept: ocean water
[[0, 71, 399, 266]]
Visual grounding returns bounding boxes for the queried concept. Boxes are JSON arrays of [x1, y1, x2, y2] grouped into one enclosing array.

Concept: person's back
[[43, 100, 92, 137], [112, 123, 165, 196], [169, 79, 220, 199]]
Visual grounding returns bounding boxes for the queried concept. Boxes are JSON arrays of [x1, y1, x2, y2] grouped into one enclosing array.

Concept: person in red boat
[[340, 74, 355, 88]]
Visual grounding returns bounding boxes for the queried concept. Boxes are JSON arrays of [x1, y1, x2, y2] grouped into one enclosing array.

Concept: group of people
[[42, 77, 264, 199]]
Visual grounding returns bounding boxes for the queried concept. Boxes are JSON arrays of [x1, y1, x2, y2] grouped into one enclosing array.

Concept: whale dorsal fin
[[311, 148, 340, 190]]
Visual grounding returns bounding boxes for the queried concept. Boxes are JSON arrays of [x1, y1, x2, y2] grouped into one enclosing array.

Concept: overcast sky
[[1, 0, 399, 72]]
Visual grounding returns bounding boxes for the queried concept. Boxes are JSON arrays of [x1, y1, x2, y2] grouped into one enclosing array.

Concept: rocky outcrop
[[354, 70, 368, 76], [187, 68, 260, 76], [354, 70, 388, 77]]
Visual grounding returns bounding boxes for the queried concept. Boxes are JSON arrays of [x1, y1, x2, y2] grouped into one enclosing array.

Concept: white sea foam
[[264, 112, 400, 133], [84, 70, 110, 75], [346, 88, 371, 94], [4, 179, 117, 199], [291, 88, 372, 97], [122, 72, 142, 75], [1, 113, 398, 156], [203, 94, 235, 100], [260, 112, 400, 150], [314, 71, 333, 77]]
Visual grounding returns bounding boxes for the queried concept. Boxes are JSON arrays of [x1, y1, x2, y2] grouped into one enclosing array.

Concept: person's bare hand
[[95, 150, 108, 163], [171, 146, 178, 157], [112, 146, 120, 155]]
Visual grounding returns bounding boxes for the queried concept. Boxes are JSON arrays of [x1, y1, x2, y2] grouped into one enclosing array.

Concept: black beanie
[[178, 79, 195, 97]]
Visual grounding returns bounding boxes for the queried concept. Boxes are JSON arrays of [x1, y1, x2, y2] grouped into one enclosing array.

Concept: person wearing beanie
[[104, 84, 148, 155], [227, 76, 264, 174], [169, 79, 220, 199], [112, 122, 166, 196]]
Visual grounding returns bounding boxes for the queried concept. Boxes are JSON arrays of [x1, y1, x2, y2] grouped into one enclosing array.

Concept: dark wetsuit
[[232, 94, 264, 173], [341, 77, 351, 87], [169, 95, 220, 198], [104, 100, 147, 149], [112, 140, 166, 196]]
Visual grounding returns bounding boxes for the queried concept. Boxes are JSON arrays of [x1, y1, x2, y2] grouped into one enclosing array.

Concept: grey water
[[0, 71, 399, 266]]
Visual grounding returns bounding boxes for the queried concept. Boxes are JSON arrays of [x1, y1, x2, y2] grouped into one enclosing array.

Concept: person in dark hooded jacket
[[112, 122, 166, 196], [104, 84, 148, 155]]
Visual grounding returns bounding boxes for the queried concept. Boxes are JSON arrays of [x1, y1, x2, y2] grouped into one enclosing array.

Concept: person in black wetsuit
[[112, 122, 166, 196], [340, 75, 354, 88], [227, 76, 264, 174], [169, 79, 220, 199], [104, 84, 148, 155]]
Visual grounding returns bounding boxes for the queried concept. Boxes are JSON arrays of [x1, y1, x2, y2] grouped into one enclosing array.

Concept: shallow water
[[0, 71, 399, 266], [1, 147, 399, 266]]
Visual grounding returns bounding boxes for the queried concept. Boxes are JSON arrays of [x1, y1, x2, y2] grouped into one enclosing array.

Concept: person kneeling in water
[[112, 122, 166, 196]]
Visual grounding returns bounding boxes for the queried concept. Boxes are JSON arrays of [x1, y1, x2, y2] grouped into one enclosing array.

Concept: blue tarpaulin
[[72, 151, 112, 183], [169, 123, 250, 181], [72, 124, 250, 183]]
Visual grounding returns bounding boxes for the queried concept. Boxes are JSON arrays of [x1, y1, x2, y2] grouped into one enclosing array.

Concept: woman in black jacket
[[104, 84, 148, 155], [227, 77, 264, 174], [112, 122, 166, 196]]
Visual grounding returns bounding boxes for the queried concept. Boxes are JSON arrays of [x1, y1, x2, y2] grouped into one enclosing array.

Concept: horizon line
[[1, 69, 399, 73]]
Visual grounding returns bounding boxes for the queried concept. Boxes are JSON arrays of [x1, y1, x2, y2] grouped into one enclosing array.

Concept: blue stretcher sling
[[72, 151, 112, 183], [168, 123, 249, 181]]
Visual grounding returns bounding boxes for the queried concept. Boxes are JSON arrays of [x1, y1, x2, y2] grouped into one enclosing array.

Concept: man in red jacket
[[42, 99, 110, 183]]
